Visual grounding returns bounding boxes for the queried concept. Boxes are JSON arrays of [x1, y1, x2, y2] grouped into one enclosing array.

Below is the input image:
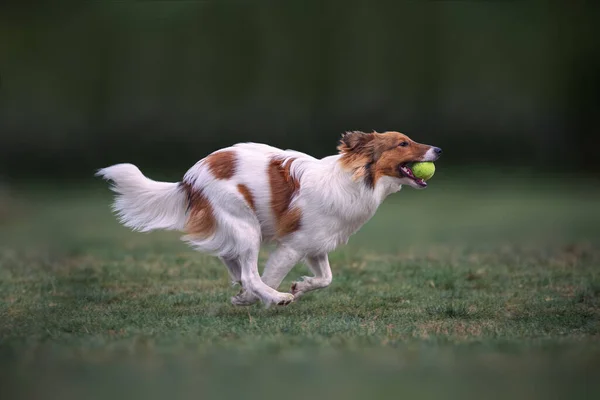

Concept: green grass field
[[1, 174, 599, 400]]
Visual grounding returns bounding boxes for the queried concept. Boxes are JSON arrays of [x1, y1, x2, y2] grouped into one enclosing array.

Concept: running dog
[[97, 131, 442, 306]]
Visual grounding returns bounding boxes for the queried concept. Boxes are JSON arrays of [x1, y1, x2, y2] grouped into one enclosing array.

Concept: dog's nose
[[434, 147, 443, 155]]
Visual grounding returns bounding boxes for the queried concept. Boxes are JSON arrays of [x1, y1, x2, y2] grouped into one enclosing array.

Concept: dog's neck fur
[[317, 154, 402, 225], [331, 153, 401, 197]]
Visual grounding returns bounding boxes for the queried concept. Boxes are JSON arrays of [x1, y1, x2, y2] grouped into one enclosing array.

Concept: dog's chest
[[341, 203, 378, 233], [321, 197, 380, 249], [326, 181, 402, 248]]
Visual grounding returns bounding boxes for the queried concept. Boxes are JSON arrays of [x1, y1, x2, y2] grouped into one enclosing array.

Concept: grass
[[1, 174, 600, 399]]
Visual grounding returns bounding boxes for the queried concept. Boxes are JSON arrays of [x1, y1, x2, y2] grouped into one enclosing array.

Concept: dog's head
[[338, 131, 442, 189]]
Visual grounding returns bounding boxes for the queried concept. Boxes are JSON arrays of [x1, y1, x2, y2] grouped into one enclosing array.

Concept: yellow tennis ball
[[411, 162, 435, 181]]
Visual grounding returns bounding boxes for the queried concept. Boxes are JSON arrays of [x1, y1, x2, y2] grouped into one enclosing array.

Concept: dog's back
[[181, 143, 315, 241]]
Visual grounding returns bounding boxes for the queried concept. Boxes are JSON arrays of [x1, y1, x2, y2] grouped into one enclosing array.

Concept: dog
[[97, 131, 442, 307]]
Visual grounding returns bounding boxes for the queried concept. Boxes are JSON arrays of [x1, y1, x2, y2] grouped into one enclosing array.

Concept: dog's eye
[[398, 141, 409, 147]]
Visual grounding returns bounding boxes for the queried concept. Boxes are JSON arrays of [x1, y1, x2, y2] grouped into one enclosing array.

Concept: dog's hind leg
[[237, 250, 295, 307], [220, 256, 241, 285], [231, 245, 302, 306], [222, 257, 258, 306], [291, 253, 332, 298], [183, 188, 293, 307], [228, 257, 257, 306]]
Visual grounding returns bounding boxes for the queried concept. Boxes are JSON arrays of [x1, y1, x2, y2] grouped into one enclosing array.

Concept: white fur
[[95, 164, 187, 232], [423, 147, 440, 162], [98, 141, 440, 307]]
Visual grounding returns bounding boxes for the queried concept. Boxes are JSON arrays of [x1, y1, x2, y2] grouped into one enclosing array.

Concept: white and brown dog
[[97, 131, 442, 307]]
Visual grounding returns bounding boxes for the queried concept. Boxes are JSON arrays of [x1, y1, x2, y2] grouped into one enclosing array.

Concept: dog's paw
[[291, 282, 299, 295], [231, 289, 259, 306], [290, 277, 312, 298], [261, 291, 294, 307], [275, 292, 295, 306]]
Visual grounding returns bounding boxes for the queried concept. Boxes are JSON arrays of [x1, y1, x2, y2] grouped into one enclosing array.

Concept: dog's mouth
[[399, 163, 427, 188]]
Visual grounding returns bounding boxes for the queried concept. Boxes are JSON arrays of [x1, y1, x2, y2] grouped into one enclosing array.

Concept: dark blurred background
[[1, 1, 599, 181]]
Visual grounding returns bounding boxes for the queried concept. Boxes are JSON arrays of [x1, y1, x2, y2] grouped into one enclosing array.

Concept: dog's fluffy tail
[[96, 163, 187, 232]]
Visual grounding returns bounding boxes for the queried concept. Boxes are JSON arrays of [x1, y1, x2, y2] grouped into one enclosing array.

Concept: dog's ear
[[338, 131, 375, 154]]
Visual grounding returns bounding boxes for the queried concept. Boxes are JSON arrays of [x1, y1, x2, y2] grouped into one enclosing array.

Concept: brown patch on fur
[[337, 132, 375, 182], [278, 206, 302, 237], [237, 184, 256, 211], [206, 150, 236, 180], [338, 131, 433, 187], [268, 158, 302, 236], [180, 181, 216, 237]]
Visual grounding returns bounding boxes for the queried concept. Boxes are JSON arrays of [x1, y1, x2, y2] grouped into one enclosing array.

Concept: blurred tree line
[[0, 1, 599, 180]]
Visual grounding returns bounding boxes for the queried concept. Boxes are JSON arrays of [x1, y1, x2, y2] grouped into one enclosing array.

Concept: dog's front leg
[[291, 253, 332, 298]]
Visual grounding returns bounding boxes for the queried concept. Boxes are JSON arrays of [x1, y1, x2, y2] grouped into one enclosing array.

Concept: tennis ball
[[411, 162, 435, 181]]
